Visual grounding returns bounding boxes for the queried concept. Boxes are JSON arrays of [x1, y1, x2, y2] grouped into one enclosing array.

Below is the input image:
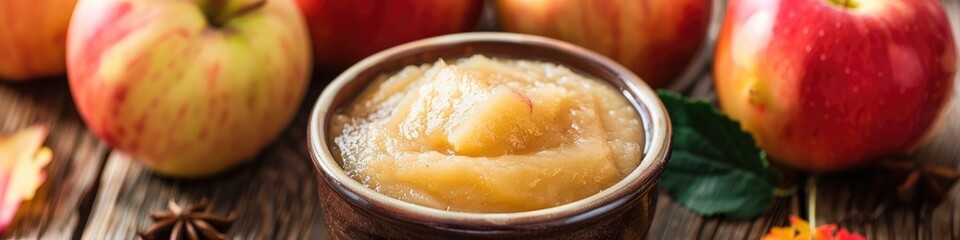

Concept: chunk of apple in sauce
[[448, 85, 563, 156]]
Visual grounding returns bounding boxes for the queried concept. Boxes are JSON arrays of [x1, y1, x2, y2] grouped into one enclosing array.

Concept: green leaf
[[657, 90, 780, 219]]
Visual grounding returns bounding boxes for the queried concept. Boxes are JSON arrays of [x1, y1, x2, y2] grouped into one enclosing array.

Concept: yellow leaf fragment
[[0, 126, 52, 232]]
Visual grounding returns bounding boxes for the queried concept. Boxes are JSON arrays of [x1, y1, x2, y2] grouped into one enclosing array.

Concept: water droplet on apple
[[805, 45, 812, 52], [789, 11, 796, 18], [818, 30, 825, 37], [820, 54, 827, 61], [853, 86, 859, 92], [844, 68, 850, 74], [803, 27, 809, 34], [835, 22, 841, 28]]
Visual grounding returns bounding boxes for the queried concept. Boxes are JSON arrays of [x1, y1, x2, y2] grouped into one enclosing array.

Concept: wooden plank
[[814, 171, 921, 240], [0, 78, 109, 239], [709, 197, 793, 240], [5, 0, 960, 239], [80, 85, 327, 239], [648, 195, 704, 240]]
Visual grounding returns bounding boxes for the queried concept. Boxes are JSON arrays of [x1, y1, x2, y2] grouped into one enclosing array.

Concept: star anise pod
[[139, 198, 236, 240], [878, 157, 960, 205]]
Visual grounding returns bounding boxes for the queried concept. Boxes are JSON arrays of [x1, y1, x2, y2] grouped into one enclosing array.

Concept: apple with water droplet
[[67, 0, 312, 177], [715, 0, 956, 171]]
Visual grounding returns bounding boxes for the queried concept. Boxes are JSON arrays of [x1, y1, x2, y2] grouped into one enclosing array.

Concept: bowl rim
[[307, 32, 672, 228]]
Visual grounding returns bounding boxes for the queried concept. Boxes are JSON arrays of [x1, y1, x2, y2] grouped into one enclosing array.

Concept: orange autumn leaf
[[0, 126, 52, 233], [763, 215, 866, 240]]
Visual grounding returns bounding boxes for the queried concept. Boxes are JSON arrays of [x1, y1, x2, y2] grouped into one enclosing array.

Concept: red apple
[[295, 0, 483, 70], [68, 0, 312, 177], [0, 0, 77, 80], [495, 0, 712, 88], [715, 0, 956, 171]]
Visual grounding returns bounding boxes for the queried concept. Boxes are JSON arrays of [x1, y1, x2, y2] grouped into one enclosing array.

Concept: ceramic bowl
[[307, 32, 672, 239]]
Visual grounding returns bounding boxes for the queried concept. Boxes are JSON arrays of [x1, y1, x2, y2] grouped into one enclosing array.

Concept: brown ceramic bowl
[[307, 32, 672, 239]]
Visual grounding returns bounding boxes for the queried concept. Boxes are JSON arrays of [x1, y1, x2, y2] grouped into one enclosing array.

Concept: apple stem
[[204, 0, 226, 26], [208, 0, 268, 28]]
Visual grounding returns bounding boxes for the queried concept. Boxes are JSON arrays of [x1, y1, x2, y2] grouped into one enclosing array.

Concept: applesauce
[[330, 55, 644, 213]]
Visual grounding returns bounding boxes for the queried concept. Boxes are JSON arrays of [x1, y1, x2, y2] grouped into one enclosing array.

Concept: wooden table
[[3, 1, 960, 239]]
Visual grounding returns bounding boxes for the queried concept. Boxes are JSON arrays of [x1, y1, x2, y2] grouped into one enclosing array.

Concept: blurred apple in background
[[67, 0, 312, 177], [715, 0, 956, 171], [495, 0, 712, 88], [296, 0, 483, 71], [0, 0, 77, 80]]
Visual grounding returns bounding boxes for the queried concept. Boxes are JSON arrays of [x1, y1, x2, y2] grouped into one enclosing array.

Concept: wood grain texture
[[79, 85, 327, 239], [0, 78, 108, 239], [3, 0, 960, 239]]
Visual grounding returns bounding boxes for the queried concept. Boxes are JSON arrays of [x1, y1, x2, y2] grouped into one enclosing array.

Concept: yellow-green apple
[[0, 0, 77, 80], [296, 0, 483, 70], [67, 0, 312, 177], [496, 0, 712, 88], [715, 0, 956, 171]]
